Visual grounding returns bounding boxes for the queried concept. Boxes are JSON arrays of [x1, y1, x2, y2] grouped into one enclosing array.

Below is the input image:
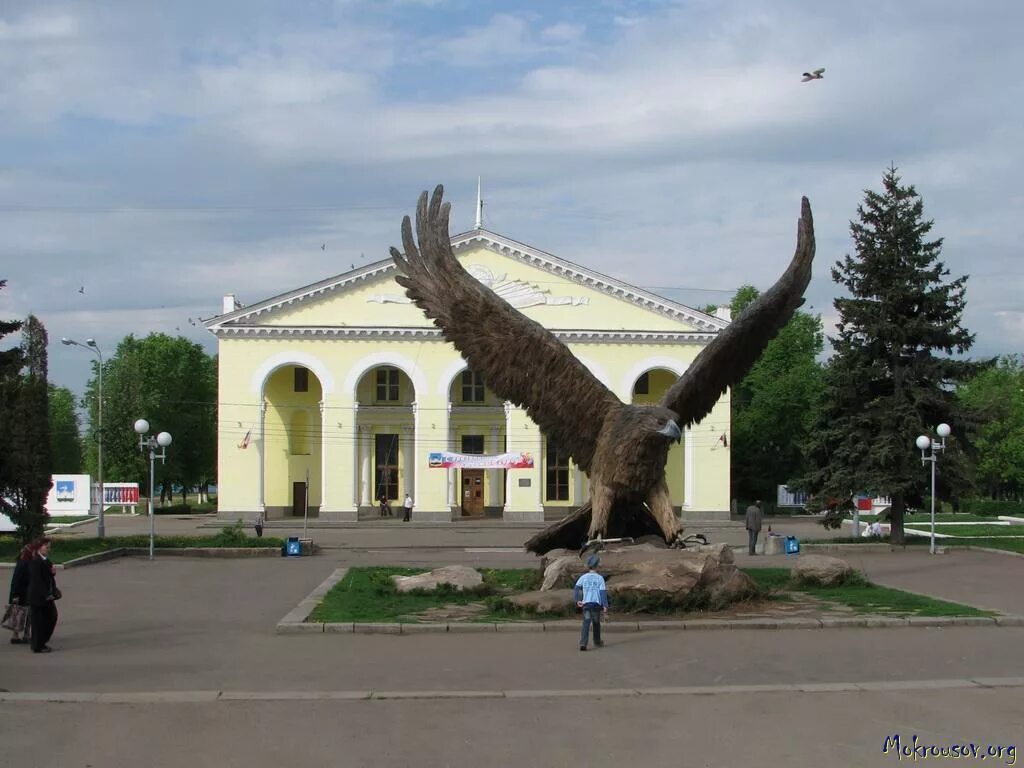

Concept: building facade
[[206, 228, 733, 523]]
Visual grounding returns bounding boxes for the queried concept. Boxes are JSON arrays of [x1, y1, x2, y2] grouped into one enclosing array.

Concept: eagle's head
[[624, 405, 682, 444]]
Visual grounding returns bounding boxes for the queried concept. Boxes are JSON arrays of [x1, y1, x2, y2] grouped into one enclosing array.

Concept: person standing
[[745, 500, 764, 555], [5, 541, 36, 645], [27, 538, 59, 654], [574, 555, 608, 651], [378, 490, 392, 518], [402, 493, 413, 522]]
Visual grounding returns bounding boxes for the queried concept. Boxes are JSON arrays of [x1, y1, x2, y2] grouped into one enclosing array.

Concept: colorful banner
[[428, 451, 534, 469]]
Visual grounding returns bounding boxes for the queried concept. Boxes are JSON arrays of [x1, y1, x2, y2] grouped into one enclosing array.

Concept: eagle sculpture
[[390, 186, 815, 554]]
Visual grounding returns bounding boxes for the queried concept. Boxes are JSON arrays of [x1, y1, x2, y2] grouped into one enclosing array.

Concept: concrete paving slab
[[371, 690, 505, 700], [856, 679, 976, 691], [275, 622, 324, 633], [504, 689, 638, 699], [95, 691, 221, 703], [324, 622, 354, 633], [353, 622, 400, 634]]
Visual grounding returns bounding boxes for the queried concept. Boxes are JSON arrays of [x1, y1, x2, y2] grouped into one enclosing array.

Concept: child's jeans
[[580, 604, 603, 647]]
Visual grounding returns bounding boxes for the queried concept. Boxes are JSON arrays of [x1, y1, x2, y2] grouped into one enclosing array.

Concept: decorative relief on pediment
[[366, 264, 589, 309]]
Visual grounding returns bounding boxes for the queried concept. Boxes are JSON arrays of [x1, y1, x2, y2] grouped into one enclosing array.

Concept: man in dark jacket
[[745, 500, 764, 556], [27, 538, 58, 653]]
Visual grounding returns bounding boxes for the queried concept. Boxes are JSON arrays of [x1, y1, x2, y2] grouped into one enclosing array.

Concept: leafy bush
[[210, 520, 250, 547], [962, 499, 1024, 517]]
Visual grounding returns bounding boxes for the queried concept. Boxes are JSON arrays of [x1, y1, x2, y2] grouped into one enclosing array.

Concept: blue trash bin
[[784, 536, 800, 555], [284, 536, 302, 557]]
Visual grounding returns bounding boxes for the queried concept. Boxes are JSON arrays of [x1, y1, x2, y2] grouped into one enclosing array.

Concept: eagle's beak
[[658, 419, 682, 442]]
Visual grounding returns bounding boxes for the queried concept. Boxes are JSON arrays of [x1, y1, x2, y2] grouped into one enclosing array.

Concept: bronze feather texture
[[390, 186, 815, 554]]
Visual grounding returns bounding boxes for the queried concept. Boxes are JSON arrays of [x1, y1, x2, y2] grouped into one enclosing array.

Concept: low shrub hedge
[[961, 499, 1024, 517]]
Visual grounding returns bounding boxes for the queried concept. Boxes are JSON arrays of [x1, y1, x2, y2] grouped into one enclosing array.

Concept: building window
[[461, 434, 484, 454], [633, 372, 649, 396], [376, 367, 400, 402], [461, 370, 485, 403], [375, 433, 399, 500], [294, 366, 309, 393], [545, 441, 571, 501]]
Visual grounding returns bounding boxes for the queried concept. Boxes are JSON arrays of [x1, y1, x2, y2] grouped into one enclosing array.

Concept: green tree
[[0, 280, 23, 506], [957, 356, 1024, 499], [84, 333, 217, 502], [796, 168, 977, 543], [49, 384, 83, 473], [730, 285, 825, 505], [8, 315, 53, 539]]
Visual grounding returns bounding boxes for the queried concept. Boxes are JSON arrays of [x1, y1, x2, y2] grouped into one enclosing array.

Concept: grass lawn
[[309, 567, 541, 623], [309, 566, 991, 623], [0, 532, 284, 564], [905, 524, 1022, 538], [945, 537, 1024, 554], [744, 567, 992, 617]]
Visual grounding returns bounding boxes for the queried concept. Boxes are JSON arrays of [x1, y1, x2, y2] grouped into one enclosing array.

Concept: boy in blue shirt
[[574, 555, 609, 651]]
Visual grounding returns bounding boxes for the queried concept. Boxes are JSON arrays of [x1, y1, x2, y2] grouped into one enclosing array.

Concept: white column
[[258, 400, 267, 512], [359, 426, 372, 507], [684, 426, 694, 510], [487, 424, 501, 507], [446, 404, 456, 508], [319, 401, 327, 509], [402, 420, 415, 499]]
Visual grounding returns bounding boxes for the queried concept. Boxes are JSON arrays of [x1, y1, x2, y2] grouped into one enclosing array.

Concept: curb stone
[[5, 678, 1024, 704]]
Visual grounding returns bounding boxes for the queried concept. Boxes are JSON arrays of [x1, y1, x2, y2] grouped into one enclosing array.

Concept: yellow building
[[205, 226, 733, 523]]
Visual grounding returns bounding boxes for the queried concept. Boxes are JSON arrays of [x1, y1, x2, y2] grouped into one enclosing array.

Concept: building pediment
[[205, 229, 728, 338]]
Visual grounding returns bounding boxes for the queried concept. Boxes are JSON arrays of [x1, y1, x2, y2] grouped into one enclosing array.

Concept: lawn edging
[[276, 614, 1024, 635], [278, 568, 1024, 635]]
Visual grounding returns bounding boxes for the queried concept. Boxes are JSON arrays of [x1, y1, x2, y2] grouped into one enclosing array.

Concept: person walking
[[402, 493, 413, 522], [27, 538, 59, 653], [574, 555, 608, 651], [745, 500, 764, 555], [4, 541, 36, 645]]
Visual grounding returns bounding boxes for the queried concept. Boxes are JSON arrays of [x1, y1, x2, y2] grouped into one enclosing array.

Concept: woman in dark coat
[[27, 537, 59, 654], [6, 541, 36, 645]]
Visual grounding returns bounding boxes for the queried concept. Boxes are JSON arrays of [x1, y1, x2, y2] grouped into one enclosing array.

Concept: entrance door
[[462, 469, 485, 516], [292, 481, 307, 517]]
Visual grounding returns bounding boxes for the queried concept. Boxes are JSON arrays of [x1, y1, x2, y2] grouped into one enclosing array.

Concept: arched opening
[[446, 368, 505, 517], [354, 365, 417, 516], [263, 364, 323, 519], [632, 368, 685, 508]]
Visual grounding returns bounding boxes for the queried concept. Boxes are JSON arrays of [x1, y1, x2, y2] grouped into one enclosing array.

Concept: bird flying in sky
[[802, 68, 825, 82]]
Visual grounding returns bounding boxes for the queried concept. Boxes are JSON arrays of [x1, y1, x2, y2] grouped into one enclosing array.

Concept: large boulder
[[539, 542, 752, 612], [507, 589, 575, 615], [791, 555, 856, 587], [391, 565, 483, 593]]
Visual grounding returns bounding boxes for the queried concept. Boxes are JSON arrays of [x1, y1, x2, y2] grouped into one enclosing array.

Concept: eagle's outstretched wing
[[391, 186, 621, 473], [659, 197, 815, 426]]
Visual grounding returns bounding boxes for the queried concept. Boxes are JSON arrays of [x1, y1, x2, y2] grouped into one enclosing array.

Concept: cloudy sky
[[1, 0, 1021, 396]]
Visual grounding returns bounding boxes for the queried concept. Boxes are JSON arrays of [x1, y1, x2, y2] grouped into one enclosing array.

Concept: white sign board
[[45, 474, 93, 516]]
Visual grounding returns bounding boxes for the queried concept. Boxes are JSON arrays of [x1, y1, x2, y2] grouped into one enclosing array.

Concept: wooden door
[[462, 469, 485, 516], [292, 481, 306, 517]]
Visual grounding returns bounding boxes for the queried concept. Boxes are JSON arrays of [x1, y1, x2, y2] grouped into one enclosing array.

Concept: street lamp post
[[62, 337, 105, 538], [915, 423, 951, 555], [134, 419, 172, 561]]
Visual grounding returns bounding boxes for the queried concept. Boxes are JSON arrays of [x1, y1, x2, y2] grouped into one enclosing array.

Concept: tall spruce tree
[[798, 168, 976, 543], [9, 315, 53, 539], [0, 281, 23, 503]]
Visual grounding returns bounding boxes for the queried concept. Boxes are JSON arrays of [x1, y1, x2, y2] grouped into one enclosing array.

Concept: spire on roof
[[475, 176, 484, 229]]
